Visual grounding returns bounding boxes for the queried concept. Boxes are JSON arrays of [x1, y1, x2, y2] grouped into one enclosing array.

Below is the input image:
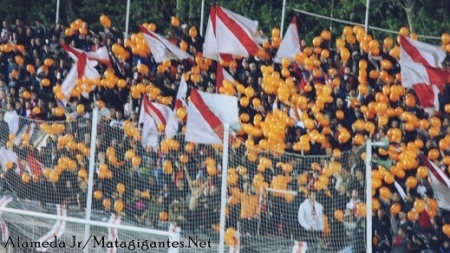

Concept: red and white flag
[[36, 205, 67, 252], [139, 26, 192, 63], [61, 44, 111, 66], [166, 78, 188, 139], [60, 44, 107, 106], [422, 155, 450, 211], [139, 96, 159, 151], [400, 36, 450, 112], [203, 5, 265, 60], [185, 89, 239, 144], [274, 17, 301, 63], [216, 65, 235, 93], [173, 78, 189, 114], [139, 95, 178, 147]]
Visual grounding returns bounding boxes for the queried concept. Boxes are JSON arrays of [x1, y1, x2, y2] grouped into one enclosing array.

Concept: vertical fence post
[[83, 108, 99, 253], [365, 140, 373, 253], [218, 123, 230, 253]]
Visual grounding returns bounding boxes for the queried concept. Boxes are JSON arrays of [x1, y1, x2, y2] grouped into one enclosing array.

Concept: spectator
[[169, 200, 187, 227], [4, 102, 18, 135], [142, 194, 164, 228], [298, 190, 324, 239], [439, 240, 450, 253], [0, 112, 9, 144]]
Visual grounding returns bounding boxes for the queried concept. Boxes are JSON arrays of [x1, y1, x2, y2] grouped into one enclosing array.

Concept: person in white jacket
[[298, 190, 324, 235], [3, 102, 19, 135]]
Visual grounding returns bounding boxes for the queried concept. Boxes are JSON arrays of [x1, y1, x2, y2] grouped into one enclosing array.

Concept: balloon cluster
[[64, 18, 89, 37]]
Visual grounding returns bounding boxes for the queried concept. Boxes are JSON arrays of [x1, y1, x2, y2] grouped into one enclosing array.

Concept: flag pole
[[364, 0, 370, 31], [365, 139, 373, 253], [125, 0, 131, 39], [200, 0, 205, 36], [280, 0, 287, 38], [83, 107, 99, 253], [55, 0, 60, 24], [218, 123, 230, 253]]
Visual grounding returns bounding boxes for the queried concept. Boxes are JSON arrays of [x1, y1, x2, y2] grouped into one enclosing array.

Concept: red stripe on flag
[[411, 83, 437, 108], [76, 53, 87, 78], [190, 89, 237, 145], [174, 99, 187, 123], [215, 6, 260, 56], [174, 99, 183, 111], [41, 206, 64, 244], [142, 95, 167, 126], [190, 89, 222, 130], [400, 36, 430, 66], [139, 26, 174, 54], [27, 155, 43, 176], [291, 16, 297, 25], [424, 66, 450, 91], [216, 65, 225, 93], [60, 44, 82, 58], [209, 6, 233, 61], [423, 155, 450, 187]]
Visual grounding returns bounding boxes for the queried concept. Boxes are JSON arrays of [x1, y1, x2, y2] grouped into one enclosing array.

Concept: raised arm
[[183, 166, 194, 191]]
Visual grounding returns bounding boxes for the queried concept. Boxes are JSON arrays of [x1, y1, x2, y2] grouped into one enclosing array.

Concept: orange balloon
[[103, 198, 111, 209], [116, 183, 125, 194], [114, 199, 124, 213], [159, 211, 168, 221], [390, 203, 401, 215]]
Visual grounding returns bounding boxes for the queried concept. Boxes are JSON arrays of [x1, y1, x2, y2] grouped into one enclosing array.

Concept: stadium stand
[[0, 10, 449, 253]]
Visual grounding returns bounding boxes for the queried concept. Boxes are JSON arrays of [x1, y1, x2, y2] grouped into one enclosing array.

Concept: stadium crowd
[[0, 14, 449, 253]]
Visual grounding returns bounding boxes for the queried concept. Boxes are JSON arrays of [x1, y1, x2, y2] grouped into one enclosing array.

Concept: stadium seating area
[[0, 13, 449, 253]]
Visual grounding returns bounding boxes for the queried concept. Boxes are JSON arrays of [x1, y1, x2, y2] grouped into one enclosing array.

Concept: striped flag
[[60, 44, 104, 106], [36, 205, 67, 252], [400, 36, 450, 112], [274, 17, 301, 63], [216, 65, 235, 93], [422, 155, 450, 210], [139, 26, 192, 63], [185, 89, 239, 144], [203, 4, 266, 61], [165, 78, 188, 139]]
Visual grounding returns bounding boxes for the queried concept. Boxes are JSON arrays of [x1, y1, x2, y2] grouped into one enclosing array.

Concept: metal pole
[[0, 207, 175, 237], [364, 0, 370, 32], [125, 0, 131, 39], [365, 140, 373, 253], [83, 108, 98, 253], [218, 123, 230, 253], [280, 0, 287, 38], [200, 0, 205, 36], [55, 0, 60, 24], [292, 9, 441, 40], [329, 0, 335, 48]]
